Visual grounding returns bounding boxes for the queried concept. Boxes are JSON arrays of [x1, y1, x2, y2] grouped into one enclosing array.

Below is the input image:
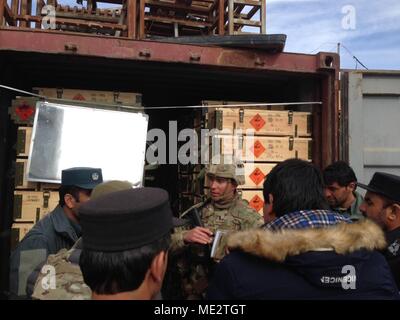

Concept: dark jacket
[[383, 227, 400, 290], [9, 205, 80, 299], [207, 218, 399, 300]]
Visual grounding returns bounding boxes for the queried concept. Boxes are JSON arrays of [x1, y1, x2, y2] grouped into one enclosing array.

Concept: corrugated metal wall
[[344, 70, 400, 185]]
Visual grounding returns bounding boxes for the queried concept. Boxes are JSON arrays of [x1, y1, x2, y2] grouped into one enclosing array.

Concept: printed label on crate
[[250, 140, 266, 158], [73, 93, 86, 101], [15, 103, 35, 121], [249, 194, 264, 212], [249, 167, 266, 186], [250, 113, 266, 132]]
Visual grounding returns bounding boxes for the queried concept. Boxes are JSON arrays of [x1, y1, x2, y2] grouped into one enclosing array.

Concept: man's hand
[[183, 227, 213, 245]]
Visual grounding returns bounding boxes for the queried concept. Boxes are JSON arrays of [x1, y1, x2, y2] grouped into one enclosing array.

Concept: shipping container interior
[[0, 49, 330, 297]]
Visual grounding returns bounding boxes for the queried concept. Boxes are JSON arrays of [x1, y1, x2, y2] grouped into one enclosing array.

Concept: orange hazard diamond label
[[250, 113, 266, 131], [15, 103, 35, 121], [249, 167, 265, 186], [249, 195, 264, 212], [250, 140, 266, 158], [73, 93, 86, 101]]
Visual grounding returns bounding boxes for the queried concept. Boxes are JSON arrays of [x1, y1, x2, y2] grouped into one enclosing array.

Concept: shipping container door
[[347, 71, 400, 184]]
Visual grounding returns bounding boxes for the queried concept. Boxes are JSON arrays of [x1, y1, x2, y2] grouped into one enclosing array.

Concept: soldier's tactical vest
[[31, 247, 91, 300]]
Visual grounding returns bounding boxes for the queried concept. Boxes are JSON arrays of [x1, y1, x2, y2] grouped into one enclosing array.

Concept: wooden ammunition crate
[[240, 190, 264, 215], [15, 159, 36, 190], [13, 191, 60, 223], [210, 135, 313, 162], [33, 87, 142, 106], [17, 126, 33, 157], [10, 223, 34, 250], [9, 97, 38, 125], [15, 159, 60, 190], [207, 108, 312, 137]]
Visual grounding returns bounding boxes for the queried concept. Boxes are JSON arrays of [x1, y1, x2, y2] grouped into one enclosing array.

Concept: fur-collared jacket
[[207, 214, 400, 300]]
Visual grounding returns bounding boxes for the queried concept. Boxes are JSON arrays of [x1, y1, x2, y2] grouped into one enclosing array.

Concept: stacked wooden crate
[[9, 97, 60, 250], [8, 88, 143, 249], [201, 100, 313, 215], [32, 87, 143, 108]]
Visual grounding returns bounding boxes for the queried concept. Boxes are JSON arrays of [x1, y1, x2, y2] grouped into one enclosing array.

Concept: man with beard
[[323, 161, 364, 221], [168, 156, 263, 299], [358, 172, 400, 289], [9, 167, 103, 299]]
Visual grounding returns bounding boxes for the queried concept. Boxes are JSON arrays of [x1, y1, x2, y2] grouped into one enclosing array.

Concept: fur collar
[[227, 219, 387, 262]]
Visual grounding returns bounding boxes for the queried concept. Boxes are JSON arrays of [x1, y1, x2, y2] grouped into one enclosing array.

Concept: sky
[[266, 0, 400, 70]]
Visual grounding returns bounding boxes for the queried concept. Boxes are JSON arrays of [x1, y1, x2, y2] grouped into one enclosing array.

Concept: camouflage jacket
[[31, 238, 91, 300], [166, 194, 263, 299]]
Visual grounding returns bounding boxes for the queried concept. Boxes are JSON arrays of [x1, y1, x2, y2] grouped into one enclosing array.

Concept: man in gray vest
[[9, 167, 103, 299]]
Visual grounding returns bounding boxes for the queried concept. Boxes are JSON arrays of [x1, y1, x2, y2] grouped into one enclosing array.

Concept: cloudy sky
[[266, 0, 400, 70]]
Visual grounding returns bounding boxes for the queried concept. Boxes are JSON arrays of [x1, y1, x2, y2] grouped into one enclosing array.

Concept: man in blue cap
[[9, 167, 103, 299]]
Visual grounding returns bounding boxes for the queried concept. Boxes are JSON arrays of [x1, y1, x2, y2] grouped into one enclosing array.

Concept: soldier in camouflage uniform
[[168, 156, 264, 300]]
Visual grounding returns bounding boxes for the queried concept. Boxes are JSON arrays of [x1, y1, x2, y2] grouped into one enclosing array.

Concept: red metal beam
[[0, 28, 339, 75], [127, 0, 136, 38], [319, 56, 340, 167], [139, 0, 145, 39], [218, 0, 224, 35]]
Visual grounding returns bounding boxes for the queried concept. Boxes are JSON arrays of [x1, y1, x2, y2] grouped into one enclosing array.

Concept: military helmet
[[206, 156, 245, 185]]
